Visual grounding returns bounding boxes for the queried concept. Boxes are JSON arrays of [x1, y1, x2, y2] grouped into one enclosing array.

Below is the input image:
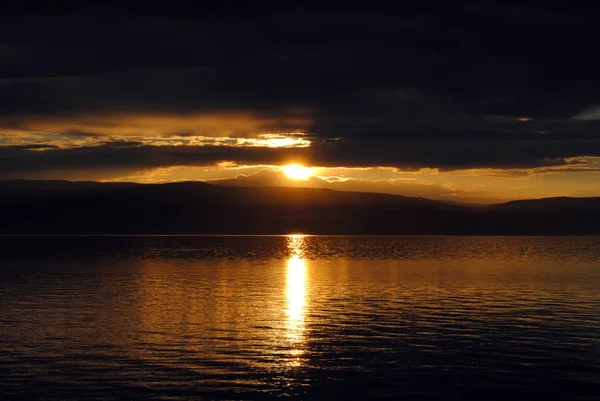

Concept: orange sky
[[2, 120, 600, 203], [98, 158, 600, 204]]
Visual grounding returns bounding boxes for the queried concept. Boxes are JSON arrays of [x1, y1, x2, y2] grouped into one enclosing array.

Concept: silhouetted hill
[[491, 196, 600, 211], [0, 180, 598, 235]]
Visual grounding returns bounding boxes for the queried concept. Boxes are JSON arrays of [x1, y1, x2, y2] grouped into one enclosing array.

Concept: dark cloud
[[1, 135, 599, 179], [2, 144, 59, 150], [1, 1, 600, 178]]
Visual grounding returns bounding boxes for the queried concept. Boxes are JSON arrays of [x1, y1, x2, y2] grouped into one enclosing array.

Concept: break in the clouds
[[1, 2, 600, 200], [98, 158, 600, 204]]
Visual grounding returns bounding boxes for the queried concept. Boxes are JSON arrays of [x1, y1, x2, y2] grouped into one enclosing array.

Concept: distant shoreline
[[1, 180, 599, 235]]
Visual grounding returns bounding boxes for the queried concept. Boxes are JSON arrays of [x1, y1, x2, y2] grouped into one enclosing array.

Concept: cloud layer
[[1, 2, 600, 199]]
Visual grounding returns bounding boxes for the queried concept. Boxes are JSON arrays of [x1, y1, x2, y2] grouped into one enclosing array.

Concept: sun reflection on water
[[286, 235, 308, 364]]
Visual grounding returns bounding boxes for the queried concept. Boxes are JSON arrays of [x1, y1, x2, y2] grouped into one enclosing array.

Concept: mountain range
[[0, 180, 598, 235]]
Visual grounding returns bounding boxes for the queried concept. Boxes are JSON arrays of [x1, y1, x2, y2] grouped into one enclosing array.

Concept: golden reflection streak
[[285, 235, 308, 364]]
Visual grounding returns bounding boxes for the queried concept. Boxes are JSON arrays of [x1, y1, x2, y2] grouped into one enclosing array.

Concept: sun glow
[[283, 164, 313, 180]]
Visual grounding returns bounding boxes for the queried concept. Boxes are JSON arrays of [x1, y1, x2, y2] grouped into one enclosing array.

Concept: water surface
[[1, 236, 599, 400]]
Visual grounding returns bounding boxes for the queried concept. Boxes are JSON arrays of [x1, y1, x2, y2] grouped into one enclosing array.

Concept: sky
[[2, 2, 600, 203]]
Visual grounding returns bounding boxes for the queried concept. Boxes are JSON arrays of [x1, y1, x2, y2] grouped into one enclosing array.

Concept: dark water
[[1, 236, 599, 400]]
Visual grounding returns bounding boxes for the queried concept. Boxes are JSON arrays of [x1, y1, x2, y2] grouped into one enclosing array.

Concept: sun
[[283, 164, 313, 180]]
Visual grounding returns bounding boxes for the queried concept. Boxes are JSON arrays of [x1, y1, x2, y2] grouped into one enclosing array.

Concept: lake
[[1, 236, 599, 400]]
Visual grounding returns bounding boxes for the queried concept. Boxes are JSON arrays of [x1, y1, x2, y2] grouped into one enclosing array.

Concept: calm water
[[1, 236, 599, 400]]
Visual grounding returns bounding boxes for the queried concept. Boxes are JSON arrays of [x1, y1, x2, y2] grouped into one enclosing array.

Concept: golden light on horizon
[[283, 164, 313, 180]]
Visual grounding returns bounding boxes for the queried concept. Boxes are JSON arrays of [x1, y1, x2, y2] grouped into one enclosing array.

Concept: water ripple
[[1, 236, 599, 400]]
